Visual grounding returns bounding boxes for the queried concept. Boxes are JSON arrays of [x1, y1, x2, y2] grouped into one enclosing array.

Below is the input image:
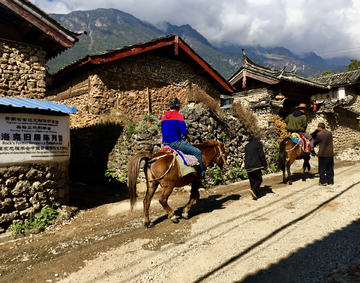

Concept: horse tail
[[277, 138, 288, 172], [127, 151, 152, 210]]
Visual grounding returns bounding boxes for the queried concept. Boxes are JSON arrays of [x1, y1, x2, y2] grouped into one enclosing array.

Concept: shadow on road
[[150, 194, 242, 227], [68, 181, 128, 209], [193, 181, 360, 283], [240, 218, 360, 283]]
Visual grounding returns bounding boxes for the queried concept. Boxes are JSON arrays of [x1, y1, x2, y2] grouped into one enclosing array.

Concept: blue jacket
[[161, 110, 188, 143]]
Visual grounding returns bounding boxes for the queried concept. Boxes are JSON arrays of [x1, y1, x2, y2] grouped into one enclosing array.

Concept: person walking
[[161, 98, 205, 179], [314, 123, 334, 186], [285, 102, 316, 156], [245, 133, 268, 200]]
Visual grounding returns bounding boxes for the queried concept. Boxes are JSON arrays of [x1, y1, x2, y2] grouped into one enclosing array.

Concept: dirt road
[[1, 157, 360, 283]]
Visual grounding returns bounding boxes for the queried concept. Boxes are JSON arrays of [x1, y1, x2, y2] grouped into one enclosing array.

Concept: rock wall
[[0, 40, 47, 98], [0, 161, 70, 230], [232, 88, 274, 128], [308, 109, 360, 151], [106, 104, 278, 186]]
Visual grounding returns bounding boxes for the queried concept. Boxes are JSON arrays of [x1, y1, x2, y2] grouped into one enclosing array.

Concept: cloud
[[31, 0, 360, 59]]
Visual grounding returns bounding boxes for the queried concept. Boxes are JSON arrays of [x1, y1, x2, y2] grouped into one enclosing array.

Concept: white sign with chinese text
[[0, 113, 70, 165]]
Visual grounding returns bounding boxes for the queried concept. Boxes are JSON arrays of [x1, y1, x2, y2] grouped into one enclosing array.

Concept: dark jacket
[[285, 110, 307, 132], [314, 128, 334, 157], [245, 140, 267, 170]]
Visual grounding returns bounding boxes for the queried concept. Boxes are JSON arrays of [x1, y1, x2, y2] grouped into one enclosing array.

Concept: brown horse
[[277, 137, 312, 184], [127, 140, 226, 228]]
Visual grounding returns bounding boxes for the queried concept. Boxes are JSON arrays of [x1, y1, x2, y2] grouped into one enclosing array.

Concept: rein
[[214, 145, 226, 164], [285, 140, 300, 152], [149, 152, 176, 182]]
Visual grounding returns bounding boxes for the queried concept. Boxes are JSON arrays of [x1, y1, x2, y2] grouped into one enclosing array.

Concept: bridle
[[214, 145, 226, 165]]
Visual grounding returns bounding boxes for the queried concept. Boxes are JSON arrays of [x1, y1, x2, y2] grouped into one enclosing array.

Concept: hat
[[296, 103, 307, 109], [167, 98, 183, 108]]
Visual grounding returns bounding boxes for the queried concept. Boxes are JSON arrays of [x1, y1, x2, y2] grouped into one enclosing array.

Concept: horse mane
[[194, 140, 222, 150]]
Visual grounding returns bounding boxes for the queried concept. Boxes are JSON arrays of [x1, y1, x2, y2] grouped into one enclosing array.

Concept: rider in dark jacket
[[285, 103, 315, 156]]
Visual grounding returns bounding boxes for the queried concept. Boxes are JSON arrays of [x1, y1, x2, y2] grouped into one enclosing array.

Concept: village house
[[307, 69, 360, 149], [227, 50, 330, 126], [46, 34, 234, 125], [45, 34, 235, 182], [0, 0, 84, 99], [0, 0, 83, 230], [226, 50, 360, 151]]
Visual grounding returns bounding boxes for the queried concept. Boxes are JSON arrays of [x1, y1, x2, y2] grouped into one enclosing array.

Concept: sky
[[31, 0, 360, 59]]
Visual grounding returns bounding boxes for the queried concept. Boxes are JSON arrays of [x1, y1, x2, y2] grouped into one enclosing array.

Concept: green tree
[[321, 70, 332, 76], [346, 59, 360, 71]]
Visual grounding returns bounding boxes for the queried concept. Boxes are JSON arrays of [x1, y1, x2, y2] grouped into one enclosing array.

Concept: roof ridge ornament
[[242, 49, 248, 65], [278, 67, 286, 78]]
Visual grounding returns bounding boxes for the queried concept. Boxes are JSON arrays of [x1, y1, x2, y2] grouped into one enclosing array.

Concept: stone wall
[[308, 110, 360, 151], [0, 161, 70, 230], [232, 88, 274, 129], [0, 40, 47, 98], [106, 104, 278, 186]]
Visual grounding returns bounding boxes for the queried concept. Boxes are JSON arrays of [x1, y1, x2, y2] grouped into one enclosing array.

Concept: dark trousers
[[247, 169, 263, 191], [318, 157, 334, 184]]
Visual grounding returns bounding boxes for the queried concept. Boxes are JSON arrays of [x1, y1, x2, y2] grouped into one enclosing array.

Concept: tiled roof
[[0, 0, 85, 59], [0, 97, 77, 114], [51, 34, 234, 94], [310, 68, 360, 86], [228, 50, 329, 89]]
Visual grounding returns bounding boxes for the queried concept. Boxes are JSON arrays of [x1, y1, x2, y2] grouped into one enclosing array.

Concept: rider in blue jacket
[[161, 98, 205, 179]]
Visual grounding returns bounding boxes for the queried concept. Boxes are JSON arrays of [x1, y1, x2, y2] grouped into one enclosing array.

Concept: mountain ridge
[[47, 8, 350, 78]]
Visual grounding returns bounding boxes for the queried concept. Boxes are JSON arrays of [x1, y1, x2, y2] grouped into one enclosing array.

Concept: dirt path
[[1, 158, 360, 283]]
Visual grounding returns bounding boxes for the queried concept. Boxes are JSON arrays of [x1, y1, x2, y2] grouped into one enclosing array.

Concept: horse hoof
[[170, 215, 179, 223], [144, 221, 154, 228], [288, 181, 292, 185], [182, 213, 189, 219], [302, 178, 306, 181]]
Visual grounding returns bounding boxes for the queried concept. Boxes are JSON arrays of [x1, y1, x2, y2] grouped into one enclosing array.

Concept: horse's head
[[214, 141, 227, 170]]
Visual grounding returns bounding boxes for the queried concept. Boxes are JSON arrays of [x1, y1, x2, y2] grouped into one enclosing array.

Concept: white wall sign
[[0, 113, 70, 165]]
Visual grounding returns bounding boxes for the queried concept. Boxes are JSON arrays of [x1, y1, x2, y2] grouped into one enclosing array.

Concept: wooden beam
[[1, 0, 74, 47], [246, 72, 279, 85], [18, 21, 32, 37], [91, 38, 176, 64]]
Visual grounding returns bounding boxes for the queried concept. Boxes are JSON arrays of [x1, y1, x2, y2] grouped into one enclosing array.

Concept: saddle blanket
[[290, 133, 310, 153], [160, 145, 200, 166], [175, 155, 197, 177]]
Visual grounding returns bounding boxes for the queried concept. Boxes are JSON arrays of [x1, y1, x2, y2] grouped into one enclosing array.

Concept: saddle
[[159, 146, 199, 177], [290, 133, 310, 153], [160, 145, 199, 166]]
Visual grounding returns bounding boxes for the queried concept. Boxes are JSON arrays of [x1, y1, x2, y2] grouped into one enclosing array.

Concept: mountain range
[[47, 8, 351, 79]]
